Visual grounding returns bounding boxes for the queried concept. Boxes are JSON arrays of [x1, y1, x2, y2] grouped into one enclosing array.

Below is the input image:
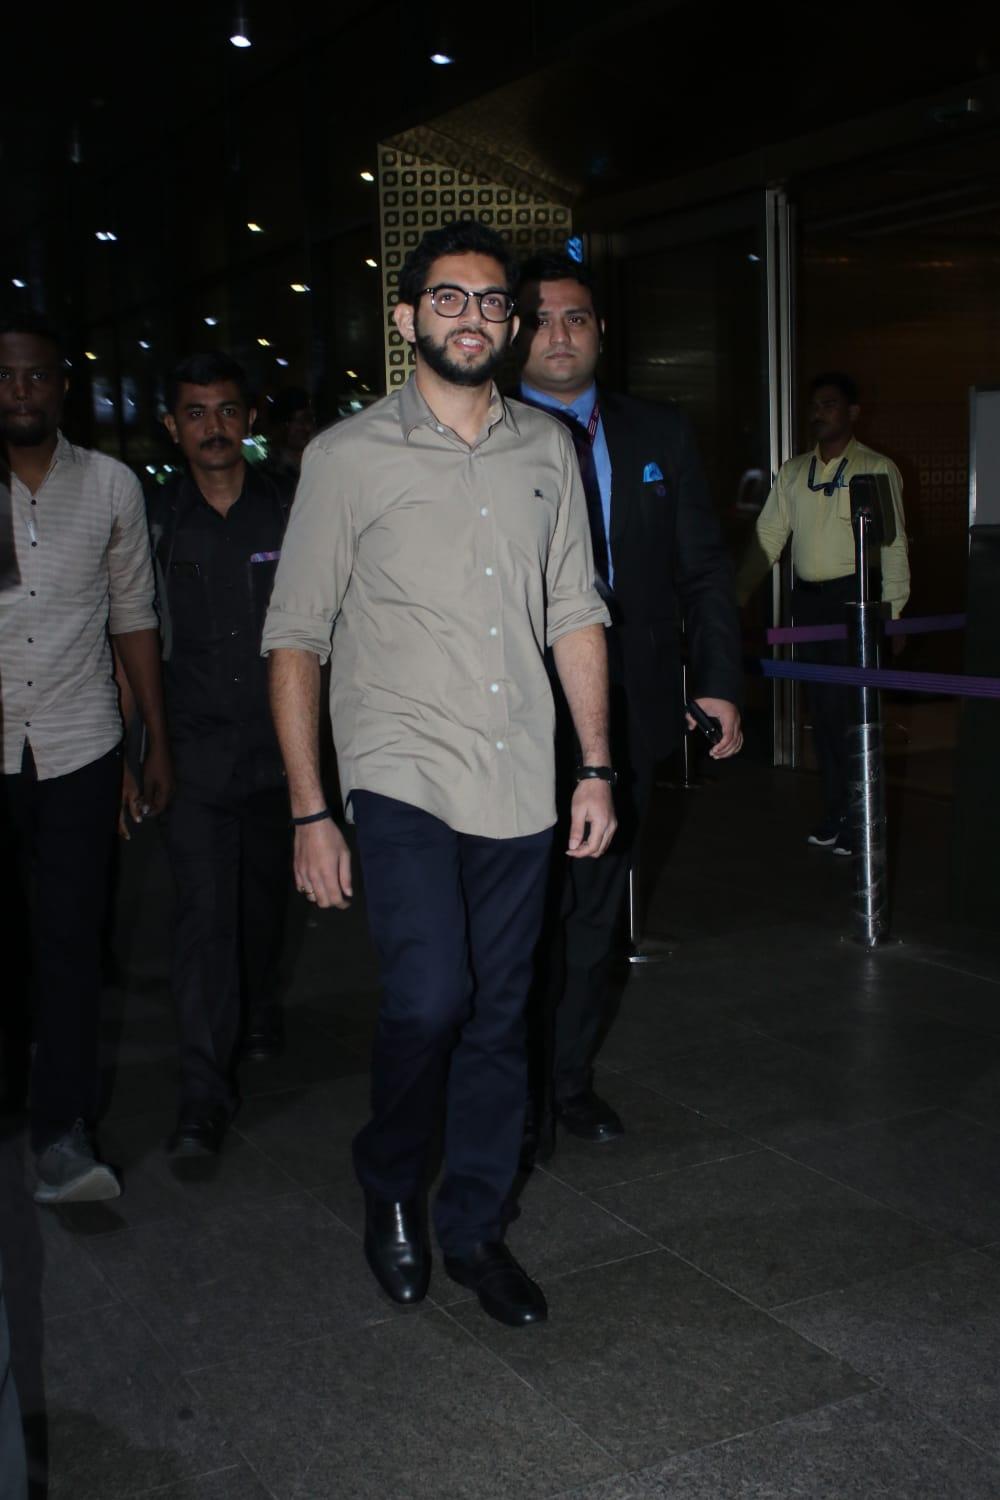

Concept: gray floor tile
[[236, 1020, 367, 1100], [552, 1390, 1000, 1498], [628, 1035, 922, 1148], [775, 1250, 1000, 1457], [594, 1149, 960, 1308], [595, 993, 756, 1072], [785, 1108, 1000, 1245], [447, 1250, 870, 1471], [234, 1077, 372, 1188], [35, 1303, 229, 1500], [189, 1311, 615, 1500], [85, 1191, 392, 1369], [502, 1169, 653, 1283], [542, 1082, 754, 1194], [131, 1464, 275, 1498]]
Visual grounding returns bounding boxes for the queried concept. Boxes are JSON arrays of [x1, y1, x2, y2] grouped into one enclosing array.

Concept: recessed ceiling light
[[85, 351, 98, 361], [247, 221, 264, 233], [204, 316, 218, 327], [289, 283, 310, 293], [346, 369, 358, 379], [257, 337, 271, 347], [275, 357, 289, 367], [11, 278, 26, 289], [429, 52, 454, 65], [95, 230, 117, 242], [360, 171, 374, 183], [365, 258, 378, 268], [138, 339, 151, 350]]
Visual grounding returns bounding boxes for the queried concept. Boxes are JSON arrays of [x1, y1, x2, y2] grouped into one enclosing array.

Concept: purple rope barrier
[[758, 658, 1000, 700], [766, 613, 966, 646]]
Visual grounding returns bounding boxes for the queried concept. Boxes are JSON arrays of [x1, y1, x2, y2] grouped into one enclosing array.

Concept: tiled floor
[[4, 758, 1000, 1499]]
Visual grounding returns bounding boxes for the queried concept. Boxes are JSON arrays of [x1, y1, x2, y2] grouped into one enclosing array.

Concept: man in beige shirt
[[739, 371, 909, 852], [0, 315, 172, 1203], [263, 220, 615, 1327]]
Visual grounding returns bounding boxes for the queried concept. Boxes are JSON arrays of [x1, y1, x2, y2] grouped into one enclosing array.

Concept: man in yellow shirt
[[739, 372, 909, 854]]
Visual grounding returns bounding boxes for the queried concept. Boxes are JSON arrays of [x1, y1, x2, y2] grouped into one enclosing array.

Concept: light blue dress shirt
[[520, 381, 614, 585]]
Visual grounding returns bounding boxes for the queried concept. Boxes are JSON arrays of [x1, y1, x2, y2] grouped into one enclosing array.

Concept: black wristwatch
[[575, 765, 618, 788]]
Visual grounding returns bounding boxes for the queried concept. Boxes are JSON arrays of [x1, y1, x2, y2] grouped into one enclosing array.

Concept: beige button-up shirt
[[0, 433, 158, 778], [261, 378, 609, 838], [754, 437, 910, 616]]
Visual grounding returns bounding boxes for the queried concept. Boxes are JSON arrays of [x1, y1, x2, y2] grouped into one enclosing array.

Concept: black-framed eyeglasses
[[421, 284, 515, 323]]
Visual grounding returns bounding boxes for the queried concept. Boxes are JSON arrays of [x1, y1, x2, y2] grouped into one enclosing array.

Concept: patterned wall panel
[[378, 143, 573, 392]]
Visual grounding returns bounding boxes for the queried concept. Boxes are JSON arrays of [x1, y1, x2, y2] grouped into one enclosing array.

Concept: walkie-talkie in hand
[[685, 700, 723, 747]]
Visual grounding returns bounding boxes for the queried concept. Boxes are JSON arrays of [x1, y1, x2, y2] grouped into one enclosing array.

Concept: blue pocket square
[[643, 462, 664, 483]]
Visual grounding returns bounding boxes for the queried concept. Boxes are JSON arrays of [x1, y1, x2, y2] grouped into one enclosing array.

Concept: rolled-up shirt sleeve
[[108, 468, 158, 635], [544, 426, 610, 645], [261, 438, 356, 661]]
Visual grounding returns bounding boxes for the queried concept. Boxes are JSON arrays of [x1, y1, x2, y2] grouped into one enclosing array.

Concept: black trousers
[[350, 791, 552, 1255], [792, 576, 855, 824], [1, 742, 121, 1150], [532, 680, 656, 1106], [162, 775, 291, 1112]]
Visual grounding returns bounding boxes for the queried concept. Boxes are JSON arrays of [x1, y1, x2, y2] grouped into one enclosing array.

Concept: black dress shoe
[[555, 1088, 625, 1142], [243, 1013, 285, 1061], [444, 1242, 547, 1327], [168, 1103, 231, 1157], [364, 1195, 430, 1305]]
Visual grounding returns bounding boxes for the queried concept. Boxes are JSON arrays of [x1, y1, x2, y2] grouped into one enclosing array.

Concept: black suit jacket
[[598, 389, 742, 762]]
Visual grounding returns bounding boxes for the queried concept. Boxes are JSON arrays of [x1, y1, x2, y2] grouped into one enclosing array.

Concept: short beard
[[415, 327, 508, 389], [0, 413, 52, 448]]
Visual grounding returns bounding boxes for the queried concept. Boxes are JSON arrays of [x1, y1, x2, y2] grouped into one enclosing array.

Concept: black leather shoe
[[168, 1103, 231, 1157], [555, 1089, 625, 1142], [364, 1195, 430, 1305], [444, 1242, 547, 1327], [244, 1013, 285, 1061]]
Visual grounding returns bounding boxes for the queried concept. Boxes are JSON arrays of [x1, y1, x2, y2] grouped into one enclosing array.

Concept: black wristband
[[291, 808, 332, 827], [575, 765, 618, 788]]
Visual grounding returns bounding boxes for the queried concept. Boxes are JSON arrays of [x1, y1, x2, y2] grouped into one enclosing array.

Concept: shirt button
[[31, 542, 37, 548], [24, 721, 30, 727], [495, 741, 505, 750], [489, 627, 498, 637], [480, 506, 488, 517], [27, 638, 33, 644], [485, 567, 493, 577], [490, 682, 499, 693], [29, 590, 36, 596], [26, 681, 32, 687], [30, 499, 37, 506], [231, 629, 239, 637]]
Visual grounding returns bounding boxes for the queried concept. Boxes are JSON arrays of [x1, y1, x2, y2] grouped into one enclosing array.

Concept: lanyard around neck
[[807, 454, 848, 498]]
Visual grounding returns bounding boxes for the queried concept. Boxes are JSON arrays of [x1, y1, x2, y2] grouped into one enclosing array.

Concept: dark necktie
[[524, 399, 612, 596]]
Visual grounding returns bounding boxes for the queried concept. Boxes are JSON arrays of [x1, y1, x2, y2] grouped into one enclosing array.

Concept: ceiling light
[[365, 258, 378, 268], [346, 369, 358, 379], [95, 230, 117, 242], [290, 282, 310, 293], [430, 52, 454, 65], [230, 9, 251, 46], [247, 221, 264, 233], [204, 316, 218, 327], [11, 278, 26, 289], [275, 357, 289, 367], [85, 351, 98, 361], [360, 171, 374, 183], [138, 339, 151, 350], [257, 337, 271, 347]]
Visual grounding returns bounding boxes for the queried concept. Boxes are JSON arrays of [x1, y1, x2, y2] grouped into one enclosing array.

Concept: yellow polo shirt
[[752, 437, 910, 617]]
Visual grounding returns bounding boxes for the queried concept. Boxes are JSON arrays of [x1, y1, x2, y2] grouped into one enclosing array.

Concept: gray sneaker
[[34, 1119, 121, 1204]]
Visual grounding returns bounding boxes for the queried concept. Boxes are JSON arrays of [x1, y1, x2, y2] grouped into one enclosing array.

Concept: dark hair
[[269, 386, 312, 424], [517, 252, 602, 320], [165, 351, 252, 413], [809, 370, 859, 404], [396, 220, 517, 307], [0, 313, 66, 362]]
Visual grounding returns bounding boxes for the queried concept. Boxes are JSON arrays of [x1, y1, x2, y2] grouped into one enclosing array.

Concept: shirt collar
[[53, 430, 77, 466], [812, 435, 858, 469], [520, 380, 598, 427], [398, 374, 518, 441]]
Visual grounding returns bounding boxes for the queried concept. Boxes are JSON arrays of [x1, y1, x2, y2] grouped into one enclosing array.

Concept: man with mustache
[[152, 352, 294, 1157], [0, 315, 170, 1202], [263, 220, 615, 1326]]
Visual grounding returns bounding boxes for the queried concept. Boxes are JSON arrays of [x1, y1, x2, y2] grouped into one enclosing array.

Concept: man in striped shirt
[[0, 315, 172, 1203]]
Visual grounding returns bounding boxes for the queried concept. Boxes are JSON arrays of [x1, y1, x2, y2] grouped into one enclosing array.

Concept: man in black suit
[[516, 252, 743, 1148]]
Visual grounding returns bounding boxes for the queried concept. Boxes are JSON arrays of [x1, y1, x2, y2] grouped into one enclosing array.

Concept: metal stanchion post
[[846, 474, 894, 948], [627, 854, 674, 965]]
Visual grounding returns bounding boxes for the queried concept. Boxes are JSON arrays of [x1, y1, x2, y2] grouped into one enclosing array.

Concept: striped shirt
[[0, 432, 158, 779]]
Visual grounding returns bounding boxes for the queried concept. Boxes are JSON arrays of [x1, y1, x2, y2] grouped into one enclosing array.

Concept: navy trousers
[[350, 791, 552, 1256]]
